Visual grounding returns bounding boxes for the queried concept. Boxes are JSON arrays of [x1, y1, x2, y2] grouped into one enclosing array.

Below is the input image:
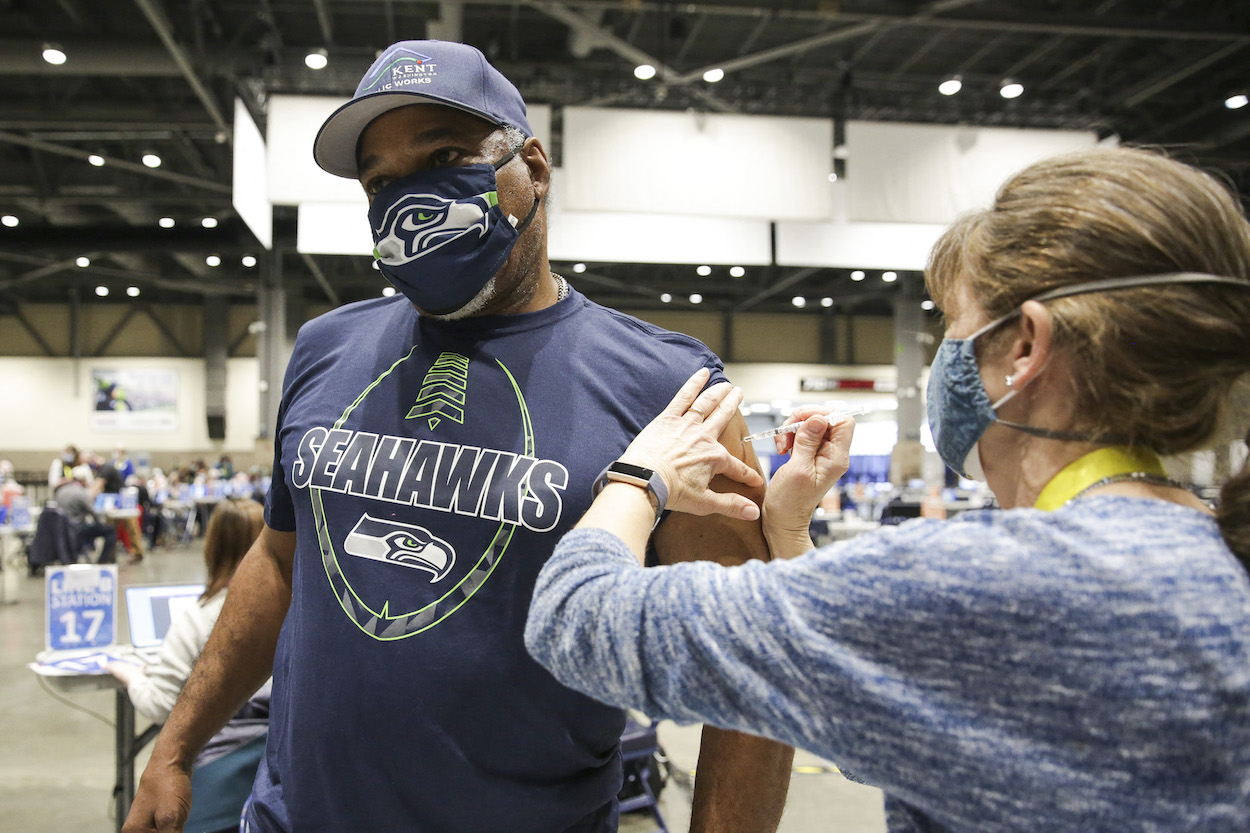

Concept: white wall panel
[[297, 201, 372, 256], [775, 220, 947, 270], [562, 107, 834, 220], [233, 100, 273, 248], [549, 209, 771, 265], [846, 121, 1098, 224]]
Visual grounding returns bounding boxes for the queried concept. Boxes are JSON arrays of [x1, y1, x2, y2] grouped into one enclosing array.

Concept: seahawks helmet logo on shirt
[[343, 514, 456, 583], [372, 192, 497, 266]]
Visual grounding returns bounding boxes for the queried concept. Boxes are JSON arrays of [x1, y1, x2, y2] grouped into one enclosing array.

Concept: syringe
[[743, 407, 868, 443]]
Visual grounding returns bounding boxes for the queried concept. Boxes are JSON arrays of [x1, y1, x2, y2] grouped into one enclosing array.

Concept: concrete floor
[[0, 540, 885, 833]]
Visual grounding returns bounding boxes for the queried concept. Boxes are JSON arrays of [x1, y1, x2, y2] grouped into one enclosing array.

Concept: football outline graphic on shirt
[[372, 191, 497, 266], [307, 348, 548, 641]]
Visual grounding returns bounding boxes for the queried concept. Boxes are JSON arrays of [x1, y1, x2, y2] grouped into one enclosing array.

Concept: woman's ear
[[1009, 300, 1054, 387], [521, 137, 550, 201]]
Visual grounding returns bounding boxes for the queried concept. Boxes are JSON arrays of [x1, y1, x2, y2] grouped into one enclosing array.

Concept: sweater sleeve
[[126, 594, 224, 723]]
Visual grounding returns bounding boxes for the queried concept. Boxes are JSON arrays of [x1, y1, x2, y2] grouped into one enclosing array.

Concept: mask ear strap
[[507, 195, 541, 234]]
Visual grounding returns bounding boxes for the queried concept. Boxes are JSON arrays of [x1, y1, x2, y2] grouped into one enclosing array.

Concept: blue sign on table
[[45, 564, 118, 651]]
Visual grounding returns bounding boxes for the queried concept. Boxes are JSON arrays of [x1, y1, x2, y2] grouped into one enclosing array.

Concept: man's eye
[[430, 148, 460, 167], [364, 178, 390, 198]]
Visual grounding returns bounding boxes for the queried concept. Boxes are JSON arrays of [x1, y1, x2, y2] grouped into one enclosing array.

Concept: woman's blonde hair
[[201, 499, 265, 601], [926, 146, 1250, 565]]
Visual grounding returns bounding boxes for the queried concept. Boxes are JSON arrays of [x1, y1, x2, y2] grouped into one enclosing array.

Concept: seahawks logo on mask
[[342, 514, 456, 583], [372, 191, 498, 266]]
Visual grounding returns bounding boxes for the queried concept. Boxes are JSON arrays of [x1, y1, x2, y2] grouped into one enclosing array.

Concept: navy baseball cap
[[314, 40, 534, 179]]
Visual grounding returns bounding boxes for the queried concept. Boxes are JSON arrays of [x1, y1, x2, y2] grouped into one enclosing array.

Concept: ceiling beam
[[311, 0, 336, 44], [735, 268, 823, 312], [132, 0, 232, 136], [1121, 42, 1243, 108], [300, 253, 341, 307], [0, 132, 231, 194]]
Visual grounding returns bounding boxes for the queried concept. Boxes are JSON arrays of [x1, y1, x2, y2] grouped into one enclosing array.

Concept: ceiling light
[[142, 152, 162, 168], [850, 270, 865, 281], [158, 217, 175, 228], [305, 48, 328, 70], [382, 286, 396, 297], [696, 265, 712, 277], [820, 297, 834, 307], [572, 262, 587, 273], [729, 266, 745, 278], [206, 255, 221, 267], [95, 285, 109, 297], [1226, 94, 1249, 110], [827, 172, 838, 182], [791, 296, 806, 308], [999, 80, 1024, 99], [882, 271, 898, 282], [88, 154, 105, 167], [689, 293, 703, 304], [660, 293, 672, 303], [201, 217, 218, 229], [938, 76, 962, 96], [921, 299, 935, 310], [241, 255, 257, 267], [634, 64, 657, 80], [702, 68, 725, 83], [76, 257, 90, 268], [1, 215, 17, 228], [127, 286, 140, 298], [41, 44, 67, 65]]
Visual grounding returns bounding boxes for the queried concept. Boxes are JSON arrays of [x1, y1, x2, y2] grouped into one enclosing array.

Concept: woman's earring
[[1005, 374, 1015, 388]]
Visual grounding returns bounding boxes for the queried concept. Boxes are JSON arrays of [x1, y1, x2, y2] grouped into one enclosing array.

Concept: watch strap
[[592, 461, 669, 528]]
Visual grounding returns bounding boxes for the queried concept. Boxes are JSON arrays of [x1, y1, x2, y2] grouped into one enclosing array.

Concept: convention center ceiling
[[0, 0, 1247, 313]]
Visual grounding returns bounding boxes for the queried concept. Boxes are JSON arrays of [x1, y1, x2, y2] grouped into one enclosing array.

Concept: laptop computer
[[124, 583, 205, 660]]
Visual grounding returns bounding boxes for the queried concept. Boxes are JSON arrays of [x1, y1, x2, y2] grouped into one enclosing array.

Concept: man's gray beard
[[420, 276, 497, 322]]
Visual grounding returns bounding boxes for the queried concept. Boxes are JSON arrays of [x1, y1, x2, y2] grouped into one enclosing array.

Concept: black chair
[[617, 717, 668, 833], [27, 505, 77, 574]]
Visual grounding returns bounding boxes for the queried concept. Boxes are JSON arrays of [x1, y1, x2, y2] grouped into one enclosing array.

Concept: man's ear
[[1009, 300, 1054, 387], [520, 137, 550, 200]]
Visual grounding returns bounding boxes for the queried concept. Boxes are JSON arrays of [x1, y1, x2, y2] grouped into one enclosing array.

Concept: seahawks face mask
[[368, 145, 539, 315]]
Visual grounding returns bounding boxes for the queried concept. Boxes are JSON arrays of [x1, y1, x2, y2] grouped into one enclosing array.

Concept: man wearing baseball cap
[[124, 40, 791, 833]]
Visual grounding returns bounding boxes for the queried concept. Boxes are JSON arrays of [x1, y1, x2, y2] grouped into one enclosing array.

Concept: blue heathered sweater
[[525, 496, 1250, 832]]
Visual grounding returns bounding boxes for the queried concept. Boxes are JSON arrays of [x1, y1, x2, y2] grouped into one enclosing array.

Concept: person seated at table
[[54, 465, 117, 564], [0, 459, 24, 512], [525, 147, 1250, 832], [109, 499, 270, 833]]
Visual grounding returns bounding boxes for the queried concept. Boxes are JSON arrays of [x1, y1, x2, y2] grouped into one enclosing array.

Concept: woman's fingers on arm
[[716, 453, 765, 489], [660, 367, 712, 418]]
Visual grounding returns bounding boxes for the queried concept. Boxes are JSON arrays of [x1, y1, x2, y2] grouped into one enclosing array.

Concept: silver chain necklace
[[551, 272, 570, 302]]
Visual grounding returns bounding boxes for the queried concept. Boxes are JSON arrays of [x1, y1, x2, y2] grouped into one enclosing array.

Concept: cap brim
[[313, 91, 506, 179]]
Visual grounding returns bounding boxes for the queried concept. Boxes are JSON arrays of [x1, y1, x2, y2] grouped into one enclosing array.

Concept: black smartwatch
[[591, 461, 669, 528]]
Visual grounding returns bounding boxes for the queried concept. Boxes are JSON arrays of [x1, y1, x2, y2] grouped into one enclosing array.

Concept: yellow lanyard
[[1033, 446, 1167, 511]]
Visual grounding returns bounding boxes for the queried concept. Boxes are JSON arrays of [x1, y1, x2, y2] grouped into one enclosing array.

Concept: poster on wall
[[90, 368, 179, 432]]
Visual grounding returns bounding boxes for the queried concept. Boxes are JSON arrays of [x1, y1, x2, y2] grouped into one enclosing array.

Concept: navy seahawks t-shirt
[[248, 289, 724, 833]]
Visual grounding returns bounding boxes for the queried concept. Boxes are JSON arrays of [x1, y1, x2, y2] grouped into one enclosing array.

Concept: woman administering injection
[[526, 147, 1250, 832]]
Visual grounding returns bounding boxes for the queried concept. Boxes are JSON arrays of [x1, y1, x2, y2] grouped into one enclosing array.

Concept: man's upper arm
[[653, 410, 769, 566]]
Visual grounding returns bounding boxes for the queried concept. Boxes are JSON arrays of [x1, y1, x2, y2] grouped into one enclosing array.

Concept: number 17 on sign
[[45, 564, 118, 652]]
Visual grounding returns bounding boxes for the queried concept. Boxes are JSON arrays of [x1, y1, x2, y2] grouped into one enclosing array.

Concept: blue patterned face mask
[[368, 145, 539, 315], [925, 272, 1250, 481]]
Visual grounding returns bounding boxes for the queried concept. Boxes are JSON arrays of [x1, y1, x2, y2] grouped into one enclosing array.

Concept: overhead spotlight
[[820, 297, 834, 308], [305, 48, 329, 70], [729, 266, 746, 278], [241, 255, 257, 268], [382, 286, 396, 297], [76, 257, 90, 268], [634, 64, 657, 80], [850, 270, 865, 282], [1226, 94, 1249, 110], [95, 285, 109, 297], [127, 286, 140, 298], [1, 215, 17, 228], [882, 271, 898, 282], [696, 265, 712, 277], [921, 299, 935, 310], [206, 255, 221, 267], [660, 293, 672, 303], [938, 76, 962, 96], [88, 154, 105, 167], [572, 262, 587, 273], [689, 293, 703, 304], [142, 152, 162, 168], [158, 217, 175, 228], [41, 44, 67, 65], [201, 217, 218, 229], [999, 79, 1024, 99], [702, 68, 725, 83], [827, 172, 838, 182], [791, 296, 806, 308]]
